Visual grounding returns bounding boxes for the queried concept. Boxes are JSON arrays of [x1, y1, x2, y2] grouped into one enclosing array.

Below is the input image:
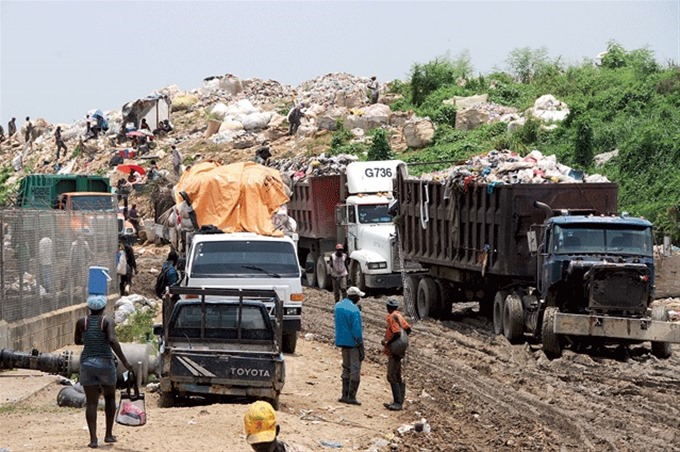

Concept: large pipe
[[534, 201, 554, 221], [0, 343, 157, 384]]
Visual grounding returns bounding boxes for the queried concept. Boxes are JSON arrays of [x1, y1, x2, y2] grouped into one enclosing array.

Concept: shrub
[[367, 129, 394, 161]]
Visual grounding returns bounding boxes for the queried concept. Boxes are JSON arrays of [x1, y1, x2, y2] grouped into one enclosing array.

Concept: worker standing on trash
[[368, 76, 379, 104], [328, 244, 348, 303], [287, 102, 305, 136], [381, 298, 412, 411], [334, 286, 365, 405], [171, 144, 183, 176], [7, 117, 17, 140], [24, 117, 34, 149], [55, 126, 67, 159]]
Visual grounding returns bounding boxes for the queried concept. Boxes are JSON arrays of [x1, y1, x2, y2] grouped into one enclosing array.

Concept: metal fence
[[0, 209, 118, 323]]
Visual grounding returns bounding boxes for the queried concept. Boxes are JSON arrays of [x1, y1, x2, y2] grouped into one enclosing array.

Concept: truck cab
[[182, 232, 303, 354], [335, 160, 422, 291], [154, 287, 285, 409]]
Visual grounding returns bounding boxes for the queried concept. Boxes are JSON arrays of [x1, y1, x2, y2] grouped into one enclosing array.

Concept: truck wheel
[[350, 260, 366, 292], [305, 252, 317, 287], [493, 291, 508, 336], [433, 280, 451, 318], [316, 255, 330, 290], [651, 306, 673, 359], [268, 394, 280, 411], [502, 293, 524, 344], [158, 391, 175, 408], [403, 274, 421, 319], [417, 277, 438, 320], [541, 307, 562, 359], [282, 332, 298, 354]]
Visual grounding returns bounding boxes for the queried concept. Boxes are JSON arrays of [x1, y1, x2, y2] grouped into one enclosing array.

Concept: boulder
[[403, 118, 435, 149], [443, 93, 489, 110], [334, 90, 365, 109], [219, 75, 244, 96], [526, 94, 570, 122], [344, 104, 390, 131], [317, 107, 345, 131], [455, 108, 490, 131], [389, 111, 413, 128], [379, 93, 403, 106]]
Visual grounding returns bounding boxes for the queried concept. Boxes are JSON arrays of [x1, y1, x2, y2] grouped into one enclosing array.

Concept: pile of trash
[[270, 153, 358, 182], [414, 149, 609, 191], [114, 294, 157, 324]]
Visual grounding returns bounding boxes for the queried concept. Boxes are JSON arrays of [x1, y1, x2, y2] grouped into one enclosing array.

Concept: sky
[[1, 1, 678, 126]]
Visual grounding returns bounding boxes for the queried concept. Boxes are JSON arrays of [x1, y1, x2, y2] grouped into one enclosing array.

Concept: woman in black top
[[74, 295, 133, 448]]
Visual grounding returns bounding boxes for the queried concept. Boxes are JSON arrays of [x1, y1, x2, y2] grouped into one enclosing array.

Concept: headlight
[[367, 262, 387, 270], [285, 308, 300, 316]]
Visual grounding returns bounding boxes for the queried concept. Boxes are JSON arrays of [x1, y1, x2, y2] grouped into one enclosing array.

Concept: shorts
[[79, 356, 117, 387]]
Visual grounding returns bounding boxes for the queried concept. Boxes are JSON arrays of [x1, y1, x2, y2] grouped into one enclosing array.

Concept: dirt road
[[2, 244, 680, 451]]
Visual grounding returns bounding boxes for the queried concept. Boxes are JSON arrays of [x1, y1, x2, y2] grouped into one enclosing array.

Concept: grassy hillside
[[389, 42, 680, 241]]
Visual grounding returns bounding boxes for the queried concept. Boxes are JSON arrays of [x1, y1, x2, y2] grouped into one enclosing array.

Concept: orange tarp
[[174, 161, 290, 236]]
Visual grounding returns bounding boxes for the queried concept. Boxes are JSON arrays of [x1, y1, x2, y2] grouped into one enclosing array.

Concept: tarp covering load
[[174, 161, 289, 236]]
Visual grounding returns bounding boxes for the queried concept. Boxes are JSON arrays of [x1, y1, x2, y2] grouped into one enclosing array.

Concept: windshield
[[190, 240, 300, 278], [357, 204, 391, 224], [170, 303, 273, 340], [553, 224, 653, 256], [70, 195, 116, 211]]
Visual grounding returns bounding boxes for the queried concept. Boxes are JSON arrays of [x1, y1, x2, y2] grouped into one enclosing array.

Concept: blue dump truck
[[394, 164, 680, 358]]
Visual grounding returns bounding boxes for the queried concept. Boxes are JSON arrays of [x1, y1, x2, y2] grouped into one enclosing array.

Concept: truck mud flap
[[554, 313, 680, 343]]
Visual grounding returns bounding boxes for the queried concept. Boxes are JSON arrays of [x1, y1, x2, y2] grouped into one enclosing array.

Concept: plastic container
[[88, 266, 111, 295]]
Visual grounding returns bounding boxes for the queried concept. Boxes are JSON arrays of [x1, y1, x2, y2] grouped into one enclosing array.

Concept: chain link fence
[[0, 209, 118, 323]]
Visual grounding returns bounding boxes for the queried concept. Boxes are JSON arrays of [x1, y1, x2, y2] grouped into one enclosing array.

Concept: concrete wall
[[0, 296, 116, 352]]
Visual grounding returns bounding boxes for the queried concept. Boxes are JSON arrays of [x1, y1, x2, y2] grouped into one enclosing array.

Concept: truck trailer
[[394, 163, 680, 358], [289, 160, 421, 292]]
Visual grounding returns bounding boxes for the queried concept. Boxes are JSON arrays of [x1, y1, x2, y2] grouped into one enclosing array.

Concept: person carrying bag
[[115, 370, 146, 427], [381, 299, 412, 411]]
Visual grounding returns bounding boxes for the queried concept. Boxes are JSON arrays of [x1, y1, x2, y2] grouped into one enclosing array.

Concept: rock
[[219, 119, 244, 133], [443, 93, 489, 109], [455, 108, 490, 131], [317, 107, 346, 131], [403, 118, 435, 148], [389, 111, 413, 128], [344, 104, 390, 131], [526, 94, 570, 122], [334, 90, 365, 108]]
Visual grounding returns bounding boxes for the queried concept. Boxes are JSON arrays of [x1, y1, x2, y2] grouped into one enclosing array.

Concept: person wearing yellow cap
[[243, 400, 309, 452]]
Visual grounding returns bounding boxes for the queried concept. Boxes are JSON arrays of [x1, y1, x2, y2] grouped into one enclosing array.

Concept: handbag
[[115, 371, 146, 427], [387, 314, 409, 358]]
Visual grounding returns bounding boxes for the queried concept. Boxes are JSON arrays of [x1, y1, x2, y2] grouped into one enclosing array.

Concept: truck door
[[337, 204, 359, 254], [536, 225, 550, 297]]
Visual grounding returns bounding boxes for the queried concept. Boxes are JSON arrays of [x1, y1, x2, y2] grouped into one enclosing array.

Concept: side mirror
[[527, 231, 538, 254], [153, 323, 164, 336]]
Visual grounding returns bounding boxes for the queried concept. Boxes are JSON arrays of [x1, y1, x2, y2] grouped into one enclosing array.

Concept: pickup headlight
[[285, 308, 301, 316], [367, 262, 387, 270]]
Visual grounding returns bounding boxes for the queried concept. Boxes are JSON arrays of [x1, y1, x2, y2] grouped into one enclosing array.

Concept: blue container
[[88, 266, 110, 295]]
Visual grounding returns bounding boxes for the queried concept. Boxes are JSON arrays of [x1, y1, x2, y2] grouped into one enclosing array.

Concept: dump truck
[[290, 160, 421, 292], [16, 174, 134, 243], [153, 287, 285, 409], [394, 163, 680, 358]]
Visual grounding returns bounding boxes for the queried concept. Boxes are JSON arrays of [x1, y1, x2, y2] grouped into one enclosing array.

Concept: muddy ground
[[2, 243, 680, 451]]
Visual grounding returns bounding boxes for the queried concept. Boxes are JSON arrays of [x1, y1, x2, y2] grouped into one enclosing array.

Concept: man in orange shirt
[[381, 298, 412, 411]]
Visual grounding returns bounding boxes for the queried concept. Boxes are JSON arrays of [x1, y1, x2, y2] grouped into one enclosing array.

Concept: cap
[[386, 298, 399, 309], [87, 295, 107, 310], [347, 286, 365, 297], [335, 243, 344, 250], [244, 401, 277, 445]]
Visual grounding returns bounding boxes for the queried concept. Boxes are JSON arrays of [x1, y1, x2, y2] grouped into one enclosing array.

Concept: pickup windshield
[[169, 303, 273, 340], [190, 240, 300, 278], [553, 224, 653, 256]]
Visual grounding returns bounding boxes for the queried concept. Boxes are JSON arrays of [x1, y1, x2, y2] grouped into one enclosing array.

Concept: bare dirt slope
[[2, 244, 680, 451]]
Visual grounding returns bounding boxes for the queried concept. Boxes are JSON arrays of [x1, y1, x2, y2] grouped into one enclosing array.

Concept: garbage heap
[[414, 149, 609, 192], [269, 153, 358, 182]]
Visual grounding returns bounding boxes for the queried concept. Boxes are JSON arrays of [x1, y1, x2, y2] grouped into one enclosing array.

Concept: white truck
[[181, 232, 303, 353], [289, 160, 421, 292]]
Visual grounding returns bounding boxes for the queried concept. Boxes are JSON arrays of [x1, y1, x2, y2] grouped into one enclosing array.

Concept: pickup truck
[[153, 287, 285, 409]]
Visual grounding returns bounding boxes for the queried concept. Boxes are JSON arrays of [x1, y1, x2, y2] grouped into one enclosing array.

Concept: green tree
[[367, 129, 394, 161], [573, 119, 594, 168], [505, 46, 550, 83]]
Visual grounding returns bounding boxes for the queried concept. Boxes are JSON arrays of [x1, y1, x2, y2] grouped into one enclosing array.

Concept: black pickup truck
[[153, 287, 285, 409]]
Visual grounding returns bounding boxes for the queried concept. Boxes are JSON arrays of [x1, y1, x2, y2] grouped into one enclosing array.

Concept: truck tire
[[158, 390, 175, 408], [268, 394, 280, 411], [433, 280, 452, 318], [403, 274, 421, 319], [350, 260, 366, 293], [502, 293, 524, 344], [282, 332, 298, 354], [541, 307, 562, 359], [651, 306, 673, 359], [316, 255, 330, 290], [305, 252, 317, 287], [417, 277, 438, 320], [493, 291, 508, 336]]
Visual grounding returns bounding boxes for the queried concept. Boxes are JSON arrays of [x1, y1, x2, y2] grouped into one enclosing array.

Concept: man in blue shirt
[[334, 286, 365, 405]]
